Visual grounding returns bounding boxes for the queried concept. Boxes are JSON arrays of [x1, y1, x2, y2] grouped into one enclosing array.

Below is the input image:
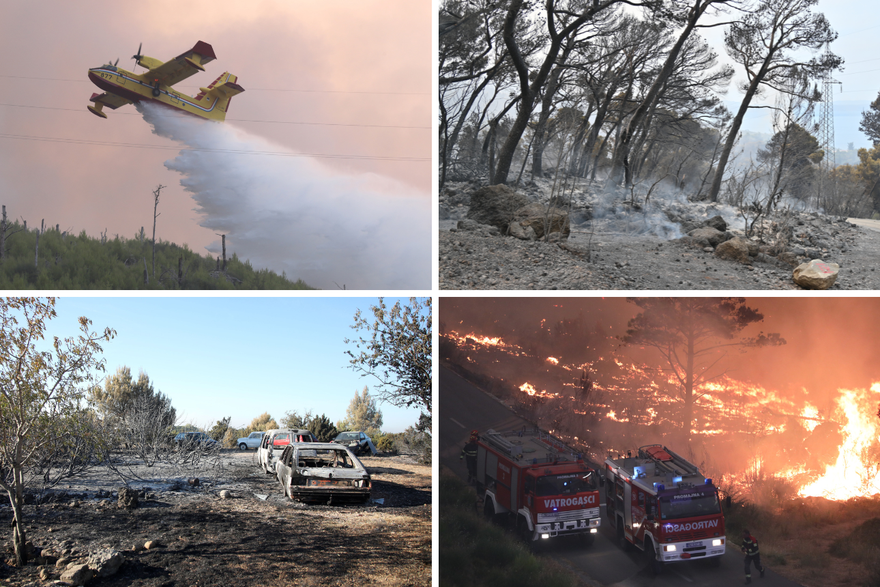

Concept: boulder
[[715, 237, 751, 264], [60, 563, 93, 585], [689, 226, 726, 248], [466, 185, 529, 231], [511, 202, 571, 239], [117, 487, 139, 509], [508, 220, 537, 240], [219, 490, 232, 500], [88, 549, 124, 578], [705, 215, 728, 232], [793, 259, 839, 289]]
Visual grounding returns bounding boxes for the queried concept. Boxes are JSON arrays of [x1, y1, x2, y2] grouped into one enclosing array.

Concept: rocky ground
[[439, 179, 880, 290], [0, 450, 431, 587]]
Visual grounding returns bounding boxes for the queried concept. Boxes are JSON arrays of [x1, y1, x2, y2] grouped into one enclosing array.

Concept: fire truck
[[605, 445, 725, 571], [476, 428, 601, 545]]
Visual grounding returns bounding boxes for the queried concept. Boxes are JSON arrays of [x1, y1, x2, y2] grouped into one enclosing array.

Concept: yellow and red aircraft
[[87, 41, 243, 121]]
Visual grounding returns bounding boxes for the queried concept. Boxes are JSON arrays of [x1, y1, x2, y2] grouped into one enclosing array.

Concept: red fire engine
[[605, 445, 725, 570], [476, 428, 601, 544]]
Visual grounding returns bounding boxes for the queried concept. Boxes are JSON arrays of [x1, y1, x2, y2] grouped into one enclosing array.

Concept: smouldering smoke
[[138, 103, 430, 289]]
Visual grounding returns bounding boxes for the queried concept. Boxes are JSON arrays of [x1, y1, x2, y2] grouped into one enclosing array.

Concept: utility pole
[[151, 185, 165, 279]]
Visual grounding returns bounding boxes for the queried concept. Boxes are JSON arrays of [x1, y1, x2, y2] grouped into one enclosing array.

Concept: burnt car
[[275, 442, 371, 505], [333, 431, 377, 456]]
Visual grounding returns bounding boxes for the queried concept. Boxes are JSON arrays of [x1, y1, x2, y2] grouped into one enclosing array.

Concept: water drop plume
[[138, 102, 430, 289]]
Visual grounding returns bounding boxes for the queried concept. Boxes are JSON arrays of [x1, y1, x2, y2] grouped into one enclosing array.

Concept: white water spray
[[138, 103, 430, 289]]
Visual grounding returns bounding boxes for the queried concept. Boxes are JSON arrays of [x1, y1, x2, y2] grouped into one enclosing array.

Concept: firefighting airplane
[[87, 41, 243, 121]]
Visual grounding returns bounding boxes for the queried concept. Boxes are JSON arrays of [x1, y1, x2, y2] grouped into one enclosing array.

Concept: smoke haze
[[138, 103, 430, 289]]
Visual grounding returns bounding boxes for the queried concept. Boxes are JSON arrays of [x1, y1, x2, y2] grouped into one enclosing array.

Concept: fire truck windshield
[[659, 491, 720, 520], [535, 472, 597, 496]]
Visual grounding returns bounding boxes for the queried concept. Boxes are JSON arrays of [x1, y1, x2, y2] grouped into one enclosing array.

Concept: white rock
[[793, 259, 839, 289]]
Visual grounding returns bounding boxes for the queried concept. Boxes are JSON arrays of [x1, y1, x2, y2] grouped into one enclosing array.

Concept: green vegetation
[[722, 489, 880, 586], [0, 222, 312, 289], [439, 467, 577, 587]]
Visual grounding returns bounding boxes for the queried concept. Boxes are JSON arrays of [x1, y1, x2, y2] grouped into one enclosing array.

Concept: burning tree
[[621, 298, 785, 442], [0, 298, 115, 565]]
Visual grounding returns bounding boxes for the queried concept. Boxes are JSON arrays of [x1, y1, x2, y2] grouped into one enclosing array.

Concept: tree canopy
[[345, 298, 432, 423], [338, 386, 384, 435], [0, 298, 114, 564], [622, 298, 785, 441]]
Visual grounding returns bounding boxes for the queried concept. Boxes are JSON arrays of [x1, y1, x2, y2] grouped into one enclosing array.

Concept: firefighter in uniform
[[741, 528, 765, 584], [460, 430, 479, 483]]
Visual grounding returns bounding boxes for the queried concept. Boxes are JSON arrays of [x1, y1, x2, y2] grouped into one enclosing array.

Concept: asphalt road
[[439, 366, 805, 587]]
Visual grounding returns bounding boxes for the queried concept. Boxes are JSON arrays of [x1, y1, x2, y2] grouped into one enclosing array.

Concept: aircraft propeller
[[132, 42, 143, 65]]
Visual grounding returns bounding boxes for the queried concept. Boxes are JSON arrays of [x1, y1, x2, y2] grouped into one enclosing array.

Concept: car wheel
[[239, 443, 248, 450]]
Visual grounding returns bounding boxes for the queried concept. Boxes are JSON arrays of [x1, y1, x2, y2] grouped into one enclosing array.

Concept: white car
[[236, 431, 264, 450], [257, 429, 317, 474]]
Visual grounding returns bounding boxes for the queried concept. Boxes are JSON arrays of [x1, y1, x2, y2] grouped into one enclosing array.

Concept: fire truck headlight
[[663, 545, 677, 552], [712, 539, 724, 547], [590, 528, 598, 534], [541, 533, 550, 540]]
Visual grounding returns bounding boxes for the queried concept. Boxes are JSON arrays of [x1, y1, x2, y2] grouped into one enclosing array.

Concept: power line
[[0, 103, 430, 129], [0, 73, 428, 95], [0, 132, 429, 163]]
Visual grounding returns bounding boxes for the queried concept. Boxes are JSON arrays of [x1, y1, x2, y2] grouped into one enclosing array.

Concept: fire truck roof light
[[705, 478, 712, 484], [673, 476, 682, 484]]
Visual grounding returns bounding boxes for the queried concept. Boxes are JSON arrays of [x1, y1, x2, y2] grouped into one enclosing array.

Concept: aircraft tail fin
[[194, 72, 244, 121]]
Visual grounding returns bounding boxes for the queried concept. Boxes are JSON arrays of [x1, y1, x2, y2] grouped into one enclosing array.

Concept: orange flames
[[798, 384, 880, 499], [519, 382, 562, 399]]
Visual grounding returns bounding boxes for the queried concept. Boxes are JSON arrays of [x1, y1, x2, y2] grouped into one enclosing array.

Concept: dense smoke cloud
[[139, 103, 430, 289]]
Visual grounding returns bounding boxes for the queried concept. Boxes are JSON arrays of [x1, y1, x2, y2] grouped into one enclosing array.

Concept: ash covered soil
[[0, 451, 431, 587], [439, 180, 880, 290]]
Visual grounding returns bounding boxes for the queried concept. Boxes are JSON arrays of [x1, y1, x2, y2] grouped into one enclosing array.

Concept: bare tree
[[707, 0, 841, 202], [492, 0, 643, 185]]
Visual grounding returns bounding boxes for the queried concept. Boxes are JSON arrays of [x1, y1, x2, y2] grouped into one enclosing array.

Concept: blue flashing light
[[656, 483, 665, 492], [705, 478, 712, 485], [673, 476, 682, 484]]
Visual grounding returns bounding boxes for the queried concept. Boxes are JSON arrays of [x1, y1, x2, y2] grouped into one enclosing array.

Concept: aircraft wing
[[90, 92, 131, 110], [145, 41, 217, 88]]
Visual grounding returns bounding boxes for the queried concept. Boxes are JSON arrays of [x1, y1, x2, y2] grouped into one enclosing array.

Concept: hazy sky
[[50, 296, 427, 433], [699, 0, 880, 149], [0, 0, 430, 287]]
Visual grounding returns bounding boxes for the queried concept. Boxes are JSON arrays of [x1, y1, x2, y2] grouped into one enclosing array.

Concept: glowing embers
[[798, 384, 880, 500], [546, 357, 560, 365], [519, 382, 562, 399]]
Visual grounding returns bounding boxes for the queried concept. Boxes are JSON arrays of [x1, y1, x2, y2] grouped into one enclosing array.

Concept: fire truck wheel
[[483, 499, 496, 523], [644, 538, 663, 574], [616, 520, 631, 551]]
